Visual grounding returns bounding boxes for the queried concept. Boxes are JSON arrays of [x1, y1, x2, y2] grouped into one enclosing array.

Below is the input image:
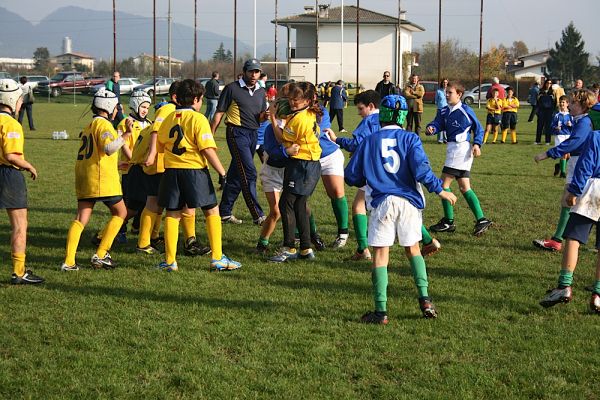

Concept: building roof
[[273, 5, 425, 32], [135, 53, 184, 64], [56, 52, 95, 60], [518, 49, 550, 60]]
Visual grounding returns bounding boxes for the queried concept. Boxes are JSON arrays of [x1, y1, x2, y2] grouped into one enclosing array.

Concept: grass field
[[1, 100, 599, 399]]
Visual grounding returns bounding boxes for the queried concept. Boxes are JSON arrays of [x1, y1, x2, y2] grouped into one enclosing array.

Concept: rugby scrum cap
[[129, 89, 152, 115], [0, 78, 23, 113], [243, 58, 262, 72], [379, 94, 408, 126], [93, 87, 119, 114]]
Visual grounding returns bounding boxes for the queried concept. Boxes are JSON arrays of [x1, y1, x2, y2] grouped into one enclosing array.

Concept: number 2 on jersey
[[381, 138, 400, 173], [169, 125, 187, 155], [77, 133, 94, 160]]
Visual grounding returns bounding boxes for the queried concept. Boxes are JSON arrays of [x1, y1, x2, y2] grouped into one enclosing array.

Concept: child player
[[345, 94, 457, 324], [156, 79, 240, 272], [550, 95, 573, 178], [426, 82, 493, 236], [539, 120, 600, 314], [483, 88, 502, 144], [533, 90, 596, 252], [0, 79, 43, 284], [500, 86, 519, 144], [61, 88, 130, 271]]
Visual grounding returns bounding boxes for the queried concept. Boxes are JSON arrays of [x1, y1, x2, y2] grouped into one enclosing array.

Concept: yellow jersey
[[0, 112, 24, 167], [502, 97, 520, 113], [157, 108, 217, 169], [116, 116, 149, 173], [486, 98, 502, 115], [75, 116, 122, 199], [130, 124, 154, 167], [282, 108, 322, 161], [147, 102, 176, 174]]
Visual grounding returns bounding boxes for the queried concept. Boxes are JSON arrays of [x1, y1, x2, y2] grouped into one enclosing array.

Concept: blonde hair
[[570, 89, 598, 112]]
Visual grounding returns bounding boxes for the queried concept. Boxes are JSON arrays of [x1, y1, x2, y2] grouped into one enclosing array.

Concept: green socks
[[421, 225, 433, 245], [410, 256, 429, 298], [372, 267, 388, 312], [560, 159, 567, 174], [353, 214, 369, 251], [463, 189, 485, 221], [593, 280, 600, 295], [558, 269, 574, 287], [442, 188, 454, 221], [309, 213, 318, 236], [331, 196, 349, 234], [553, 207, 571, 241], [258, 237, 269, 246]]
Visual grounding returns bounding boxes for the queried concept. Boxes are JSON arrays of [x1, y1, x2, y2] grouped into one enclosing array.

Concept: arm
[[343, 140, 367, 187], [404, 86, 416, 99], [210, 111, 225, 134], [466, 107, 484, 146], [408, 138, 443, 195], [567, 136, 597, 197], [144, 132, 158, 166], [5, 153, 37, 180], [426, 108, 445, 135], [200, 147, 226, 177], [211, 85, 232, 134], [104, 132, 130, 156], [547, 118, 593, 159], [414, 84, 425, 99], [335, 118, 369, 152]]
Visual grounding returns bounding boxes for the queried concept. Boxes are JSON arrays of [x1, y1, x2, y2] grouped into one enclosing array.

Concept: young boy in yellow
[[0, 79, 43, 284], [500, 87, 519, 143], [483, 88, 502, 144], [156, 79, 240, 272], [62, 88, 131, 270]]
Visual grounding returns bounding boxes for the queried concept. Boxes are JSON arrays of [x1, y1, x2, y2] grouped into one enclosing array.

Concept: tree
[[547, 22, 590, 85], [213, 42, 232, 63], [511, 41, 529, 58], [33, 47, 50, 72]]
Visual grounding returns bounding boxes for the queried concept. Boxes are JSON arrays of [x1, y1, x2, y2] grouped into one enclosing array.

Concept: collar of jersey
[[129, 113, 149, 123], [238, 78, 259, 91], [381, 125, 401, 130], [448, 102, 463, 113], [174, 107, 194, 112], [573, 113, 588, 122], [93, 115, 112, 122], [0, 111, 12, 116]]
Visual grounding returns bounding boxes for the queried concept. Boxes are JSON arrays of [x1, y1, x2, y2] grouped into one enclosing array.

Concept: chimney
[[318, 4, 329, 18], [304, 5, 315, 13], [63, 36, 72, 54]]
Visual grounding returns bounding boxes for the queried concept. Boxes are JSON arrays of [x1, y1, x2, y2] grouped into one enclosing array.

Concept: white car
[[22, 75, 49, 90], [462, 83, 509, 105], [134, 77, 177, 97], [90, 77, 143, 95]]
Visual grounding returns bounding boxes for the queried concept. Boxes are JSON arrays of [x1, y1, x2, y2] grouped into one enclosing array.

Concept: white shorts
[[566, 155, 579, 185], [554, 134, 569, 147], [368, 195, 422, 247], [571, 177, 600, 221], [319, 149, 345, 176], [260, 163, 284, 193], [444, 141, 474, 171]]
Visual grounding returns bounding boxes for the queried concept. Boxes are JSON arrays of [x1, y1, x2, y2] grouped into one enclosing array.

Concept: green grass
[[1, 101, 599, 399]]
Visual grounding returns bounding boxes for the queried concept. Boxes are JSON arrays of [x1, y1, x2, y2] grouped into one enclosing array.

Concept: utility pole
[[112, 0, 116, 72], [253, 0, 257, 58], [315, 0, 319, 85], [234, 0, 237, 81], [274, 0, 278, 87], [168, 0, 172, 78], [478, 0, 483, 107], [438, 0, 442, 85], [397, 0, 402, 87], [153, 0, 156, 102], [356, 0, 360, 91], [193, 0, 197, 80], [340, 0, 344, 81]]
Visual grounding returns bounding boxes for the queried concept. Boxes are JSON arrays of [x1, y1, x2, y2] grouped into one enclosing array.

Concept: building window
[[541, 66, 546, 74]]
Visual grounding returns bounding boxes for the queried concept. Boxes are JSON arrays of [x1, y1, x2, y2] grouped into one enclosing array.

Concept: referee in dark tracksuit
[[211, 59, 266, 225]]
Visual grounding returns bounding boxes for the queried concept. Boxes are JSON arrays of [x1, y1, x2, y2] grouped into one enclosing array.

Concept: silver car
[[462, 83, 509, 105], [90, 77, 142, 95], [134, 77, 177, 98]]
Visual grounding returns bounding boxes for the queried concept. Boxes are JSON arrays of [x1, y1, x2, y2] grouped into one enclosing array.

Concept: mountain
[[0, 6, 283, 61]]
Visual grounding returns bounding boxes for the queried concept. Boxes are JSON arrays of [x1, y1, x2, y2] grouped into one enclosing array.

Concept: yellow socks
[[492, 127, 499, 143], [97, 216, 124, 258], [511, 129, 517, 143], [65, 220, 84, 265], [164, 216, 180, 264], [138, 208, 155, 248], [12, 252, 25, 277], [484, 131, 490, 143], [182, 212, 195, 240], [501, 129, 508, 143], [206, 215, 222, 260], [151, 212, 162, 240]]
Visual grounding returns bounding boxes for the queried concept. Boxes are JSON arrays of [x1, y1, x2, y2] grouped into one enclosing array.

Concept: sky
[[2, 0, 599, 59]]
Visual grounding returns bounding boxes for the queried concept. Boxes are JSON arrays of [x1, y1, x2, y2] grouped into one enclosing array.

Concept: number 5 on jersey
[[381, 138, 400, 173]]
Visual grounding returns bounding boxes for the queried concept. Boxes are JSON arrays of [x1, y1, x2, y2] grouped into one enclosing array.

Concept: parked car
[[22, 75, 50, 90], [419, 80, 439, 104], [196, 77, 225, 92], [134, 77, 177, 97], [89, 77, 142, 95], [35, 72, 106, 97], [462, 83, 509, 105], [0, 72, 13, 80]]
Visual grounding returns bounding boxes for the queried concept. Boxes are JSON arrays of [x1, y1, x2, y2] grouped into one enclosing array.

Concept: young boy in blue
[[550, 95, 573, 178], [426, 82, 493, 236], [540, 121, 600, 313], [533, 90, 596, 252], [345, 95, 457, 324]]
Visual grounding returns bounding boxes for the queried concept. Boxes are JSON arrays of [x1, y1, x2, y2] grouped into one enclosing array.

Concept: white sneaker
[[61, 263, 80, 271], [331, 235, 348, 248]]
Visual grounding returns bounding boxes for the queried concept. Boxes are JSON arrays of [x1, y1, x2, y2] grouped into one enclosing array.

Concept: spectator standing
[[258, 73, 268, 89], [17, 76, 35, 131], [535, 79, 555, 145], [375, 71, 396, 98], [485, 77, 506, 99], [266, 84, 277, 102], [204, 71, 221, 122], [527, 81, 540, 122], [329, 80, 348, 133], [404, 74, 425, 134], [434, 78, 449, 143], [211, 58, 267, 225], [105, 71, 124, 126]]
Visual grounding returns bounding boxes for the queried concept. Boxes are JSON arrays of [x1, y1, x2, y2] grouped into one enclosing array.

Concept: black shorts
[[144, 172, 163, 197], [0, 166, 27, 209], [283, 159, 321, 196], [158, 168, 217, 211], [78, 195, 123, 207], [126, 165, 147, 204], [442, 166, 471, 179], [563, 212, 600, 248], [486, 113, 501, 126], [501, 112, 518, 130]]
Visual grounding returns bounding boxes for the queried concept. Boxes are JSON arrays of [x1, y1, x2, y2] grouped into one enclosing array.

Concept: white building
[[274, 5, 424, 90], [0, 58, 36, 70], [508, 49, 550, 82]]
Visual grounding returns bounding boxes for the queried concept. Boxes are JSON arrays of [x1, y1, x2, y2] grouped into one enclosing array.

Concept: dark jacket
[[329, 85, 347, 109], [205, 78, 221, 100]]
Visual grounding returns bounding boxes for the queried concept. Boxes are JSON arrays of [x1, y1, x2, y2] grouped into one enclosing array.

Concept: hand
[[218, 174, 227, 191], [325, 128, 337, 142], [565, 192, 577, 207], [27, 166, 37, 180], [534, 152, 548, 163], [426, 126, 436, 136], [439, 190, 457, 205], [286, 144, 300, 156], [472, 144, 481, 157], [125, 117, 134, 133], [118, 161, 130, 171]]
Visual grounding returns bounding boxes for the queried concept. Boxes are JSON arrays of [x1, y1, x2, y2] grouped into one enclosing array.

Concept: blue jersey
[[336, 112, 380, 153], [318, 105, 339, 157], [547, 114, 593, 159], [568, 130, 600, 196], [435, 88, 447, 109], [256, 120, 269, 146], [263, 123, 288, 168], [426, 102, 484, 146], [551, 111, 574, 136], [344, 125, 443, 210]]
